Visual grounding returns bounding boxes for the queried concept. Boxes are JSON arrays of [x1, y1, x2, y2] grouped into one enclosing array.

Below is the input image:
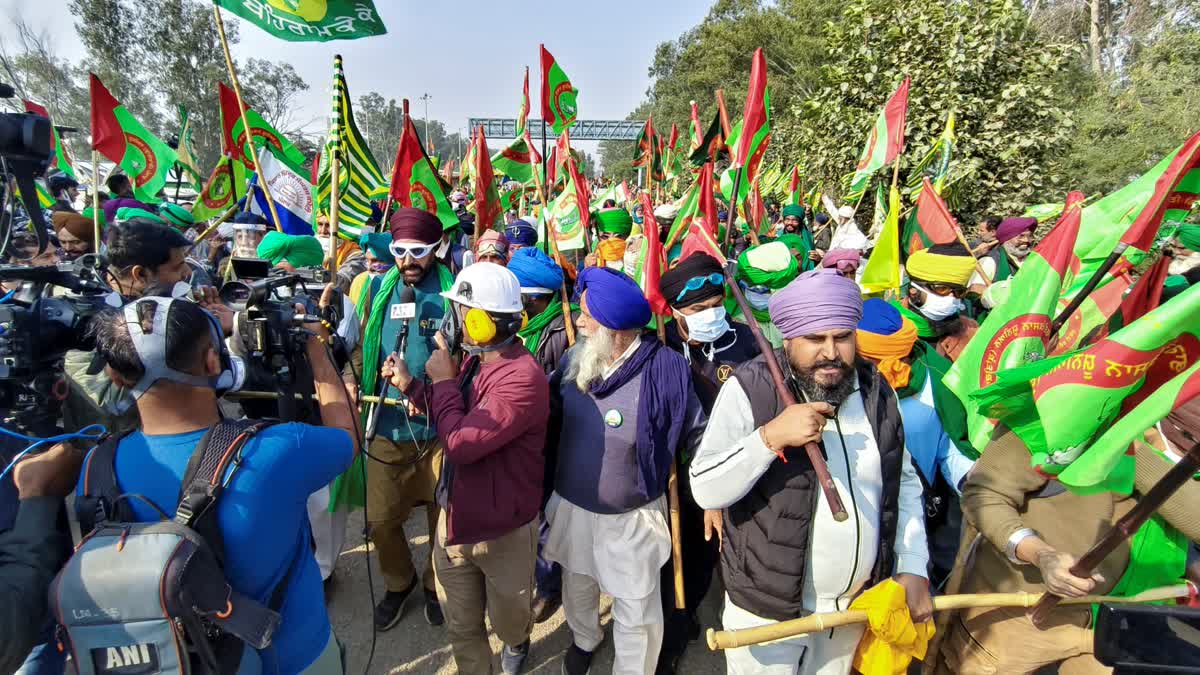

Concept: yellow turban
[[905, 246, 976, 287]]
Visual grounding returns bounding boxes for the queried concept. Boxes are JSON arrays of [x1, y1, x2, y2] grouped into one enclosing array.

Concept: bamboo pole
[[212, 3, 284, 233], [91, 149, 101, 249], [328, 146, 342, 280], [708, 584, 1194, 650], [655, 315, 686, 610], [186, 204, 239, 255]]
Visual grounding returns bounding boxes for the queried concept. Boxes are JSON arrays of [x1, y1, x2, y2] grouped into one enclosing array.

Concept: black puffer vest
[[720, 352, 906, 621]]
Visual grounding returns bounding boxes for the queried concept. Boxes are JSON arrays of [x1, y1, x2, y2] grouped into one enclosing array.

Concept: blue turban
[[858, 298, 903, 334], [505, 219, 538, 247], [508, 247, 563, 295], [359, 232, 392, 259], [576, 266, 650, 331]]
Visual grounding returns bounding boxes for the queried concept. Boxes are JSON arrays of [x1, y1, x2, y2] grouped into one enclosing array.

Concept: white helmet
[[441, 262, 523, 314]]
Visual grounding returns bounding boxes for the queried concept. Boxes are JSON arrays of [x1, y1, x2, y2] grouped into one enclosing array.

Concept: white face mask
[[317, 236, 333, 256], [682, 306, 730, 343], [745, 289, 772, 310], [913, 282, 965, 321], [436, 237, 452, 258]]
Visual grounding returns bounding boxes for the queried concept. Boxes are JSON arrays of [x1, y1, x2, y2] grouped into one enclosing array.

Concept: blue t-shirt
[[76, 423, 354, 674], [377, 269, 445, 443]]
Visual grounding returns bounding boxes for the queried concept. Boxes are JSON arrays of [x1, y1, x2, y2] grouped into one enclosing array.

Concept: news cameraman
[[382, 261, 548, 674], [343, 207, 453, 630], [83, 297, 357, 674]]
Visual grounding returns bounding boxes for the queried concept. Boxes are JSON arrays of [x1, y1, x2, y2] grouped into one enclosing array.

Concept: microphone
[[365, 286, 417, 443]]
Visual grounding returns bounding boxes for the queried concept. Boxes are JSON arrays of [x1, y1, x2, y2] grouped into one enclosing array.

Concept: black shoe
[[532, 593, 562, 624], [561, 644, 593, 675], [655, 648, 682, 675], [373, 577, 418, 631], [501, 639, 530, 675], [423, 587, 444, 626]]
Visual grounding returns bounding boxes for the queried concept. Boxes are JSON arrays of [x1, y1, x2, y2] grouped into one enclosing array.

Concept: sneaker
[[423, 587, 444, 626], [501, 639, 530, 675], [532, 593, 562, 624], [373, 576, 418, 631], [561, 644, 593, 675]]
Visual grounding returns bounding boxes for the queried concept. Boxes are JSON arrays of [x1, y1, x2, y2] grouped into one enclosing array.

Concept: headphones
[[463, 307, 527, 345]]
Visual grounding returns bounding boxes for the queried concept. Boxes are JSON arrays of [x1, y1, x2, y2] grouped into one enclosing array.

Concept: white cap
[[654, 203, 680, 220], [441, 262, 523, 314]]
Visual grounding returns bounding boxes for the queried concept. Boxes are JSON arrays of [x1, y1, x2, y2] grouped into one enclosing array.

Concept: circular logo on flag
[[410, 184, 437, 216], [202, 164, 233, 209], [266, 0, 327, 21], [124, 132, 158, 187], [268, 170, 313, 216]]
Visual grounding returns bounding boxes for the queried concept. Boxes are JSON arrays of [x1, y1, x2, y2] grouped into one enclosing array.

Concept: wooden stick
[[1029, 440, 1200, 626], [722, 260, 848, 522], [185, 204, 239, 255], [328, 145, 342, 280], [656, 315, 686, 610], [213, 3, 284, 233], [708, 584, 1194, 650], [91, 149, 101, 248], [1050, 243, 1127, 336]]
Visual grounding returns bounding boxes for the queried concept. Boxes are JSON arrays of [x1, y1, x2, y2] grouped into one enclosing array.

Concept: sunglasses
[[388, 241, 435, 259], [675, 272, 724, 302]]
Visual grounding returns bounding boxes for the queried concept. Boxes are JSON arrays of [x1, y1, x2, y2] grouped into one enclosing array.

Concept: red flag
[[218, 82, 244, 161], [640, 191, 669, 316], [904, 176, 960, 253], [1119, 129, 1200, 252], [1037, 191, 1086, 277], [471, 126, 502, 235], [1087, 254, 1171, 344], [881, 77, 911, 165], [789, 165, 801, 196], [546, 146, 558, 186], [89, 74, 126, 163], [668, 123, 679, 151], [731, 48, 769, 171], [747, 174, 767, 234], [689, 100, 703, 153], [24, 100, 74, 171], [698, 162, 719, 237]]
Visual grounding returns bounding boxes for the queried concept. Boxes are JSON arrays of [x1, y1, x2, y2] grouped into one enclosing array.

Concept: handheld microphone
[[365, 286, 417, 442]]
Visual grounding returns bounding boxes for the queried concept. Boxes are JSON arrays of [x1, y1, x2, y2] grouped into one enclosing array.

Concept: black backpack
[[53, 419, 295, 675]]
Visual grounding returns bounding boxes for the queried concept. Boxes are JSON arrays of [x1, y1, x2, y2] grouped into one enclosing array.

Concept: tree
[[70, 0, 161, 130], [241, 58, 311, 136], [775, 0, 1078, 219]]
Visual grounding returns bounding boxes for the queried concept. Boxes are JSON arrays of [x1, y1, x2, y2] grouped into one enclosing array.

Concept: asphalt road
[[326, 509, 728, 674]]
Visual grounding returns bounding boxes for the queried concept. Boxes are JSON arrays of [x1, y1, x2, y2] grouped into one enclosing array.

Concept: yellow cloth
[[856, 318, 918, 389], [905, 248, 976, 287], [850, 579, 935, 675], [597, 238, 628, 269]]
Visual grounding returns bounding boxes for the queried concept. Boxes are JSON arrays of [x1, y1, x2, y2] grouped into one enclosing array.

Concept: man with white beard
[[543, 267, 707, 675]]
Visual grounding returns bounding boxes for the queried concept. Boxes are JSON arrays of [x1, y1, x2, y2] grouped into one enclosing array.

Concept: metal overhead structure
[[467, 118, 645, 141]]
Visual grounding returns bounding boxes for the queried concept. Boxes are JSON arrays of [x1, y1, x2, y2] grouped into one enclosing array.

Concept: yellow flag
[[860, 184, 902, 294]]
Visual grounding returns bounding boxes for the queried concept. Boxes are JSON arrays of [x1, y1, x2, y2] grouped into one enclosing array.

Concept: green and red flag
[[470, 126, 502, 235], [745, 172, 767, 235], [1049, 267, 1135, 356], [786, 165, 803, 206], [540, 44, 578, 135], [516, 66, 531, 136], [687, 101, 703, 155], [971, 281, 1200, 493], [720, 48, 771, 203], [689, 107, 727, 166], [543, 155, 589, 251], [90, 73, 177, 204], [945, 192, 1086, 452], [23, 100, 75, 179], [678, 168, 725, 264], [215, 0, 386, 42], [219, 82, 305, 173], [639, 190, 670, 316], [1091, 256, 1171, 344], [191, 154, 247, 221], [845, 77, 910, 203], [665, 162, 719, 250], [633, 115, 657, 168], [388, 111, 458, 229], [1117, 129, 1200, 253], [902, 176, 960, 256], [491, 134, 542, 185]]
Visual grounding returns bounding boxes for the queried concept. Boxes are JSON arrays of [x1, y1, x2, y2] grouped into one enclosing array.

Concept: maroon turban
[[995, 217, 1037, 244], [390, 207, 443, 245]]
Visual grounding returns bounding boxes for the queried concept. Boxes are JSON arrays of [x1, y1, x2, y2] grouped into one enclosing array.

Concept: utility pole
[[420, 93, 432, 152]]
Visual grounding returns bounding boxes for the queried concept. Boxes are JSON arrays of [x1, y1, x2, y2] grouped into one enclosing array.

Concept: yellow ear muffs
[[520, 311, 529, 331], [463, 307, 497, 344]]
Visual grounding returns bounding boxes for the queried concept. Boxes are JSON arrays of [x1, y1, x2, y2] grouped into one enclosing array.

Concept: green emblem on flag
[[215, 0, 387, 42]]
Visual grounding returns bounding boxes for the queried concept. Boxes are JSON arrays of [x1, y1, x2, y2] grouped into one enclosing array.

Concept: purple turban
[[576, 266, 651, 330], [995, 217, 1037, 244], [390, 207, 443, 245], [821, 248, 862, 273], [768, 268, 864, 338]]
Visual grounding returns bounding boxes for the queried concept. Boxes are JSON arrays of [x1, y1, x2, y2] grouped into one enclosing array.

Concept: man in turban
[[655, 252, 760, 673], [904, 242, 979, 361], [586, 207, 635, 272], [732, 241, 801, 349], [474, 230, 511, 266], [691, 269, 931, 675], [857, 298, 975, 585], [349, 232, 396, 323], [51, 211, 95, 262], [987, 216, 1037, 282], [821, 248, 862, 279], [505, 219, 539, 253], [343, 207, 456, 632], [256, 231, 326, 270], [544, 267, 706, 675], [509, 247, 574, 376], [779, 204, 819, 267]]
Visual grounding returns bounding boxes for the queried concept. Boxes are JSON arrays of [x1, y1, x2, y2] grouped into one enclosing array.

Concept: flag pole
[[1028, 438, 1200, 626], [186, 203, 239, 253], [1050, 243, 1127, 335], [722, 170, 743, 255], [91, 149, 101, 248], [654, 314, 687, 611], [328, 146, 342, 280], [213, 2, 284, 233]]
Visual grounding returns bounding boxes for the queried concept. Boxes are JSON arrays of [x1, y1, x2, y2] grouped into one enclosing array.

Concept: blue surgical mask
[[682, 306, 730, 343], [745, 289, 772, 310]]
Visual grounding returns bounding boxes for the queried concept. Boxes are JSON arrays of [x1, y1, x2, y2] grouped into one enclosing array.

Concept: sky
[[2, 0, 714, 157]]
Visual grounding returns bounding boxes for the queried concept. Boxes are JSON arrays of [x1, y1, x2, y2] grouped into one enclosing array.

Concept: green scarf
[[359, 263, 453, 397], [1092, 510, 1187, 623], [519, 301, 577, 352], [896, 342, 978, 459], [994, 248, 1013, 282], [893, 300, 937, 339]]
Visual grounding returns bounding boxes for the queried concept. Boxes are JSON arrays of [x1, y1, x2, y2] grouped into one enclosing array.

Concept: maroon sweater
[[405, 343, 549, 545]]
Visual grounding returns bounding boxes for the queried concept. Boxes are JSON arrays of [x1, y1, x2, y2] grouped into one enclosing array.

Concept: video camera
[[0, 82, 54, 259], [218, 258, 335, 422], [0, 254, 115, 432]]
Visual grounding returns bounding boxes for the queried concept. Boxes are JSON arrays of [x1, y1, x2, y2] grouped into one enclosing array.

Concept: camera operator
[[83, 297, 357, 674], [0, 442, 83, 674], [380, 262, 548, 674], [343, 206, 453, 630]]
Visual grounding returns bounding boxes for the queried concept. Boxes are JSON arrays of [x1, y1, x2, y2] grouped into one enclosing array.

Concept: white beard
[[566, 326, 618, 392], [1169, 251, 1200, 276]]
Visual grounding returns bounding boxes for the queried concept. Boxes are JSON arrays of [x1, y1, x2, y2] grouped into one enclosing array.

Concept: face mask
[[436, 237, 452, 258], [317, 236, 333, 256], [683, 306, 729, 343], [745, 289, 772, 310], [913, 283, 964, 321]]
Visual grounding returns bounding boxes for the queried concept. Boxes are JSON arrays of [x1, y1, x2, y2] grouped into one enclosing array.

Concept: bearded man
[[902, 243, 979, 362], [690, 269, 931, 675], [544, 267, 706, 675]]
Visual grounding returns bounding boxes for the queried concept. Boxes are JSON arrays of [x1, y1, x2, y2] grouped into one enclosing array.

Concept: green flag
[[317, 55, 388, 241], [845, 78, 909, 204], [191, 154, 247, 221], [491, 134, 541, 185], [971, 281, 1200, 493], [215, 0, 386, 42], [89, 73, 177, 204], [540, 45, 578, 135], [387, 112, 458, 230], [544, 162, 589, 251], [176, 106, 203, 191], [219, 82, 306, 174], [906, 111, 955, 199], [944, 193, 1086, 453]]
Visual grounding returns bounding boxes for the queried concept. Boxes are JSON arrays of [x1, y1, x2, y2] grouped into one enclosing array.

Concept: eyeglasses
[[675, 272, 724, 302], [388, 241, 435, 259]]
